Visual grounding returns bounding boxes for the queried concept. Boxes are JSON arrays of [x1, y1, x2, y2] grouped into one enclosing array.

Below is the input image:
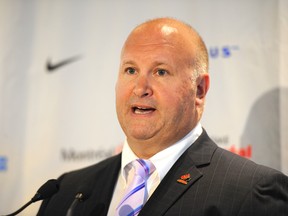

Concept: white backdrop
[[0, 0, 287, 215]]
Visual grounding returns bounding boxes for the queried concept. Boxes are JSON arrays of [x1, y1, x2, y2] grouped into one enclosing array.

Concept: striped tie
[[116, 159, 155, 216]]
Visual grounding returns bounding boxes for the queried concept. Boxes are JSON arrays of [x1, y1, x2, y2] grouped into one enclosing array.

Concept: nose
[[133, 75, 153, 98]]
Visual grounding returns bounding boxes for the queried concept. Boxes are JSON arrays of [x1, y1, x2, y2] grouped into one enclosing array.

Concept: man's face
[[115, 25, 202, 156]]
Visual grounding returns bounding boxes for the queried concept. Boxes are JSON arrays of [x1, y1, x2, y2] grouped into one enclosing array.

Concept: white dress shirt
[[107, 123, 203, 215]]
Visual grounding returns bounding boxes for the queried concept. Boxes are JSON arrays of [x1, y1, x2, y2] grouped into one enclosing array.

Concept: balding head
[[123, 17, 209, 80]]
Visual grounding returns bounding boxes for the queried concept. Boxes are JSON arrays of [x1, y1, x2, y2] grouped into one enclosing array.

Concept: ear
[[195, 73, 210, 106]]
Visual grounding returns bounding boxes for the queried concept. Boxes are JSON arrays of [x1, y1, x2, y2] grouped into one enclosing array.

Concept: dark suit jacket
[[37, 130, 288, 216]]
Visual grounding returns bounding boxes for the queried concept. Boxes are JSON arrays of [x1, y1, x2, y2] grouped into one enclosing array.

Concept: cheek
[[115, 83, 128, 115], [116, 81, 129, 102], [174, 84, 196, 114], [159, 79, 194, 108]]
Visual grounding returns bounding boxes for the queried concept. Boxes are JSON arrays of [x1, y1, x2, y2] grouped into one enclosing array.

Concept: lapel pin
[[177, 173, 191, 185]]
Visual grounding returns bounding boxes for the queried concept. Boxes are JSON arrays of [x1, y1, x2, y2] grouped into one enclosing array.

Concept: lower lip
[[131, 109, 156, 116]]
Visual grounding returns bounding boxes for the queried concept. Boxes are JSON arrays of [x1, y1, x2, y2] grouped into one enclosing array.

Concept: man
[[37, 18, 288, 216]]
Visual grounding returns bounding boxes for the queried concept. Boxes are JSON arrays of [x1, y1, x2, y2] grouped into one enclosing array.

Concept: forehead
[[121, 23, 195, 65], [124, 23, 184, 47]]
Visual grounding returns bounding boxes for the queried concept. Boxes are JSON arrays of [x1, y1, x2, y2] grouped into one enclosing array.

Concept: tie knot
[[131, 159, 155, 179]]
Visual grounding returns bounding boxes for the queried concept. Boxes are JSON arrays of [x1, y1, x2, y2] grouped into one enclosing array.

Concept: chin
[[127, 131, 156, 142]]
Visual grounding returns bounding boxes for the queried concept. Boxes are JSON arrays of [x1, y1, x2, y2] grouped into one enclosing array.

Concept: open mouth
[[132, 106, 156, 114]]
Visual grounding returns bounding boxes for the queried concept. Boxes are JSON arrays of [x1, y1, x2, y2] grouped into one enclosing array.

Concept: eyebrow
[[121, 60, 136, 66], [121, 60, 169, 68]]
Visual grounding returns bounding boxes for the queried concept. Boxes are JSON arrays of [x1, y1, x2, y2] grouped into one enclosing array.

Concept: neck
[[127, 131, 187, 159]]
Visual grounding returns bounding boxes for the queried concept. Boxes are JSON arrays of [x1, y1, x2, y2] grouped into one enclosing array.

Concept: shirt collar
[[120, 122, 203, 182]]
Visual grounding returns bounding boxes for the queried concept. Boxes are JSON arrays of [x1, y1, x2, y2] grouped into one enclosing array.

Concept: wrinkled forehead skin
[[121, 18, 200, 68]]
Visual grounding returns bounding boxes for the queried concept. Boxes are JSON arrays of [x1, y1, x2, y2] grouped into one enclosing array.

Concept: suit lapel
[[139, 129, 217, 216], [81, 154, 121, 216]]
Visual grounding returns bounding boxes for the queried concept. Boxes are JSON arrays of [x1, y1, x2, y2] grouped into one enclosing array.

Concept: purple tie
[[116, 159, 155, 216]]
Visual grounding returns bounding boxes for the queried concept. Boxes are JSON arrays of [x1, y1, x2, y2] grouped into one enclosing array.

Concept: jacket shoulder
[[61, 153, 121, 179]]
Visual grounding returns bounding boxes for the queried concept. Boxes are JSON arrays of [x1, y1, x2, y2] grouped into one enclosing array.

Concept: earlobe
[[196, 74, 210, 105]]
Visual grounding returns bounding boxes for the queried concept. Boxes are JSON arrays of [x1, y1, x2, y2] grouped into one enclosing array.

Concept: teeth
[[135, 109, 150, 114], [133, 107, 154, 114]]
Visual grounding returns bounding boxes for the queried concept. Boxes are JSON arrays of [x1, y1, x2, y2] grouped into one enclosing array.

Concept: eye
[[125, 67, 136, 75], [156, 69, 167, 76]]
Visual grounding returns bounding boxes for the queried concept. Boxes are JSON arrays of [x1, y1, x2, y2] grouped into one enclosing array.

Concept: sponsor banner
[[0, 0, 287, 215], [0, 156, 7, 171]]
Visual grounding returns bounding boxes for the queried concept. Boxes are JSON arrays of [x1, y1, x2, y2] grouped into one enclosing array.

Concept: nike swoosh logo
[[46, 55, 82, 72]]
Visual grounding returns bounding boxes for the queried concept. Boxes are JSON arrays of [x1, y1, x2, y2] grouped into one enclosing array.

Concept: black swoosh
[[46, 56, 82, 72]]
